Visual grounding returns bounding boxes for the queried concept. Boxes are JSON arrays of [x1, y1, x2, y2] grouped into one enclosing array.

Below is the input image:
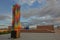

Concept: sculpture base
[[11, 30, 20, 39]]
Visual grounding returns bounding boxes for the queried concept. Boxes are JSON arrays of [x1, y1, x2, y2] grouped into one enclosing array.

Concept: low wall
[[21, 25, 55, 33], [37, 25, 54, 30]]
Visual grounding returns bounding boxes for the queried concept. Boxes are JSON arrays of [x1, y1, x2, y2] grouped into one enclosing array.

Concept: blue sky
[[0, 0, 13, 27], [0, 0, 47, 27], [0, 0, 60, 28]]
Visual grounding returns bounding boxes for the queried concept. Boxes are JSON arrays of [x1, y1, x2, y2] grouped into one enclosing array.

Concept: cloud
[[20, 0, 60, 26], [25, 0, 36, 6], [0, 14, 12, 27], [14, 0, 35, 5], [1, 0, 60, 26], [14, 0, 46, 6], [0, 15, 11, 20]]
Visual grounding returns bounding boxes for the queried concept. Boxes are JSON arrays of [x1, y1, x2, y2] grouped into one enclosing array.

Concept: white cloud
[[14, 0, 60, 7], [4, 0, 60, 26], [0, 13, 12, 27], [14, 0, 35, 5], [28, 15, 53, 20], [38, 0, 42, 3], [38, 0, 45, 3], [21, 2, 60, 25], [14, 0, 47, 6]]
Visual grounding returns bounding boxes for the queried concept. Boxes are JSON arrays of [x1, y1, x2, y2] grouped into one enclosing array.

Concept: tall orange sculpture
[[11, 4, 21, 38]]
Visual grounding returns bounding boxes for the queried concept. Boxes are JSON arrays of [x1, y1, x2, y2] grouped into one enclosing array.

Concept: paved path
[[0, 29, 60, 40], [0, 33, 59, 40]]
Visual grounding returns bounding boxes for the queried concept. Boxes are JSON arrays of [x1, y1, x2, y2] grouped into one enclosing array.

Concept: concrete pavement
[[0, 29, 60, 40]]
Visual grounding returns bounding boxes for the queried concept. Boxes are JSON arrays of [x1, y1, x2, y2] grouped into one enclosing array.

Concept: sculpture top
[[13, 4, 20, 10]]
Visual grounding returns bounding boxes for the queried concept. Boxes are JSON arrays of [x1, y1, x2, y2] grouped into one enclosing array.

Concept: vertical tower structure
[[11, 4, 21, 38]]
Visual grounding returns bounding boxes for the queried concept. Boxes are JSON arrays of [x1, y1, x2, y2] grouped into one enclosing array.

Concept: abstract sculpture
[[11, 4, 21, 38]]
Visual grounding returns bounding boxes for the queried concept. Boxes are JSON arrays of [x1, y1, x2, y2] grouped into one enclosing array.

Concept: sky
[[0, 0, 60, 28]]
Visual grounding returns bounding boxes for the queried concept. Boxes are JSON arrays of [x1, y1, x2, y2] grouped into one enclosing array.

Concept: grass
[[0, 31, 10, 35]]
